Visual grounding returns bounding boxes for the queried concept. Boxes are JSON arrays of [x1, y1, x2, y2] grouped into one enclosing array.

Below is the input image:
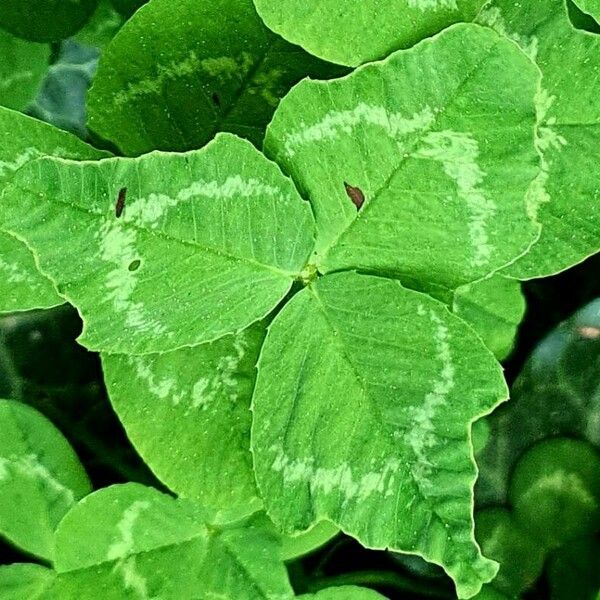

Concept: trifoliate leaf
[[253, 0, 487, 66], [0, 399, 91, 561], [0, 0, 99, 43], [0, 30, 49, 112], [0, 564, 56, 600], [476, 0, 600, 278], [453, 276, 525, 360], [251, 271, 507, 598], [87, 0, 346, 156], [0, 108, 109, 313], [101, 322, 266, 520], [52, 483, 294, 599], [265, 24, 541, 291], [2, 133, 315, 354]]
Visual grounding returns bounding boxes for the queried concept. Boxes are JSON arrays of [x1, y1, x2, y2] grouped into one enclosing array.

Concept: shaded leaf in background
[[0, 0, 99, 42], [0, 564, 56, 600], [74, 0, 123, 49], [477, 0, 600, 278], [28, 41, 100, 138], [2, 134, 315, 355], [51, 483, 294, 599], [101, 322, 267, 521], [476, 297, 600, 505], [253, 0, 487, 67], [0, 30, 49, 111], [0, 400, 91, 561], [252, 272, 507, 598], [453, 275, 525, 360], [87, 0, 347, 156], [109, 0, 148, 18], [0, 107, 109, 314], [265, 24, 541, 292]]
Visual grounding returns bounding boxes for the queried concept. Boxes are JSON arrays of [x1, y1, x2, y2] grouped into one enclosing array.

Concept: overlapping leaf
[[253, 0, 487, 66], [2, 133, 314, 354], [574, 0, 600, 20], [0, 108, 109, 313], [265, 24, 541, 291], [476, 0, 600, 278], [87, 0, 346, 156], [252, 271, 507, 598], [51, 484, 294, 599], [0, 30, 49, 111], [0, 0, 99, 42], [453, 275, 525, 360], [0, 564, 56, 600], [299, 587, 387, 599], [101, 322, 266, 520], [0, 400, 91, 560]]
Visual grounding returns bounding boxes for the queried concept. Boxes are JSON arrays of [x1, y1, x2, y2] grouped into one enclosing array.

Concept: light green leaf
[[453, 276, 525, 360], [476, 0, 600, 278], [0, 564, 56, 600], [0, 0, 99, 42], [87, 0, 346, 156], [265, 24, 541, 291], [0, 30, 49, 111], [0, 107, 109, 313], [0, 399, 91, 561], [2, 133, 315, 354], [101, 322, 266, 520], [573, 0, 600, 20], [298, 587, 387, 599], [281, 520, 339, 561], [52, 483, 294, 599], [251, 271, 507, 598], [253, 0, 487, 67]]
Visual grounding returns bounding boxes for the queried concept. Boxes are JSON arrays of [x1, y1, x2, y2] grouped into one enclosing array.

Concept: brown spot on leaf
[[577, 326, 600, 339], [344, 182, 365, 210], [115, 187, 127, 218]]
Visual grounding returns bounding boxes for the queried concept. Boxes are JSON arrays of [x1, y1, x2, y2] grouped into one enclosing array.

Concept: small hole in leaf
[[212, 92, 221, 107], [128, 259, 141, 272]]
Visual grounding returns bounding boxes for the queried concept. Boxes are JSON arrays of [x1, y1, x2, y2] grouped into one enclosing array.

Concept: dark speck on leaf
[[344, 182, 365, 210], [115, 187, 127, 218], [128, 259, 141, 272], [212, 92, 221, 107]]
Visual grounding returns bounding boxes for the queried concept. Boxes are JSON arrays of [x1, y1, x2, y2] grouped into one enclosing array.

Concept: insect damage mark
[[115, 187, 127, 218], [344, 182, 365, 210]]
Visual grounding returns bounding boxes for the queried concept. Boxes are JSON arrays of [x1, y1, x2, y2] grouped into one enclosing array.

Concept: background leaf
[[101, 322, 266, 521], [0, 30, 49, 112], [0, 399, 91, 560], [298, 586, 388, 599], [87, 0, 346, 156], [253, 0, 487, 66], [453, 275, 525, 360], [477, 0, 600, 278], [52, 483, 294, 599], [265, 24, 541, 291], [252, 271, 507, 598], [0, 0, 99, 42], [2, 133, 315, 354], [0, 564, 56, 600]]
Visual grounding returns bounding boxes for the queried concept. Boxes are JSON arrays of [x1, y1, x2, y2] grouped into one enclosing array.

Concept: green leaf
[[101, 322, 266, 520], [0, 107, 109, 313], [281, 520, 339, 561], [265, 24, 541, 291], [109, 0, 147, 18], [73, 1, 124, 52], [52, 483, 294, 599], [0, 0, 99, 42], [0, 399, 91, 561], [573, 0, 600, 20], [476, 0, 600, 278], [87, 0, 346, 156], [0, 30, 49, 111], [298, 587, 387, 599], [251, 271, 507, 598], [453, 276, 525, 360], [475, 508, 545, 596], [0, 564, 56, 600], [475, 298, 600, 505], [2, 133, 315, 354], [253, 0, 487, 67]]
